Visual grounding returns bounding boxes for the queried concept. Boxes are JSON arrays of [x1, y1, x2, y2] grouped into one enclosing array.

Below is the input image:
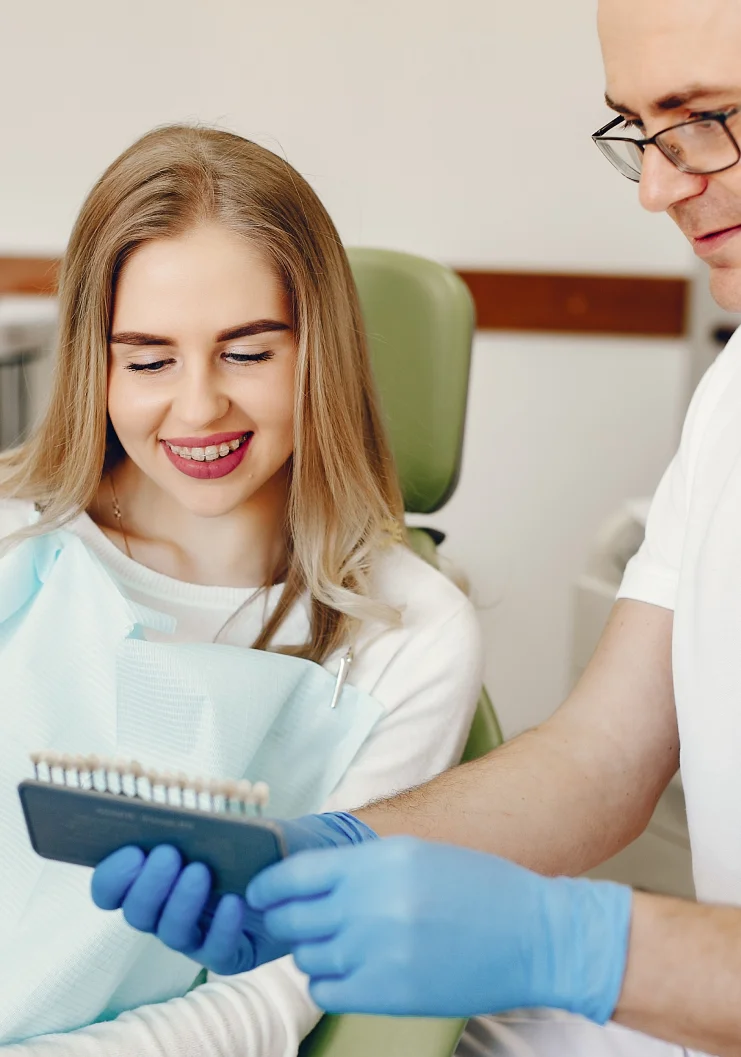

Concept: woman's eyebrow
[[216, 320, 291, 341], [109, 331, 173, 346], [109, 320, 291, 346]]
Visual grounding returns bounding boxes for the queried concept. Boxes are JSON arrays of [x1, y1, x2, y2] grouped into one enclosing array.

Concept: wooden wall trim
[[0, 257, 59, 296], [456, 270, 688, 338], [0, 256, 689, 338]]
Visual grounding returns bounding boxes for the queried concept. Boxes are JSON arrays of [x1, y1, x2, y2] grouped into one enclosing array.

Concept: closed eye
[[125, 359, 174, 373], [123, 350, 274, 373], [224, 350, 274, 365]]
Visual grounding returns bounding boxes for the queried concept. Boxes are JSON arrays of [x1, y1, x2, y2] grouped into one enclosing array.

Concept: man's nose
[[174, 367, 229, 428], [639, 145, 707, 213]]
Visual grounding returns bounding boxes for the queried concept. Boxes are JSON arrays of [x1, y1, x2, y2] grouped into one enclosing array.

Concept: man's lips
[[160, 430, 248, 447], [690, 224, 741, 257]]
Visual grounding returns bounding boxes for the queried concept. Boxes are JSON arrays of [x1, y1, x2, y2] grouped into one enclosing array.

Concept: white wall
[[417, 334, 689, 736], [1, 0, 693, 273], [1, 0, 697, 733]]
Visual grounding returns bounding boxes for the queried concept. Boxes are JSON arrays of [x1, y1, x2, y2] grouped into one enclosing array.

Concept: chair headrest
[[348, 248, 475, 514]]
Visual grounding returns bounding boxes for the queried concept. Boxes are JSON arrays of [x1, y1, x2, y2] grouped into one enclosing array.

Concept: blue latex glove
[[91, 811, 376, 975], [248, 836, 633, 1021]]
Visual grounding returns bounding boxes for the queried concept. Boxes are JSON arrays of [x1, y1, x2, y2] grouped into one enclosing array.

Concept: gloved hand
[[91, 811, 377, 975], [248, 836, 633, 1021]]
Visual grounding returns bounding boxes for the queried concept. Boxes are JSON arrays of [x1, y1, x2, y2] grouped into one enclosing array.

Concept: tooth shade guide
[[26, 753, 270, 816], [30, 751, 42, 780]]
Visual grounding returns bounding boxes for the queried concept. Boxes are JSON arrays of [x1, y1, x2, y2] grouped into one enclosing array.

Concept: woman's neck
[[89, 459, 289, 588]]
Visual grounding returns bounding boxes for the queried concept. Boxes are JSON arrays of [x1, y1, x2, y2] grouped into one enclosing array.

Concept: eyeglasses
[[592, 108, 741, 183]]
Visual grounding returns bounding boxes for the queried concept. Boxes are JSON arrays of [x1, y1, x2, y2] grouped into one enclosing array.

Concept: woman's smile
[[161, 430, 253, 480]]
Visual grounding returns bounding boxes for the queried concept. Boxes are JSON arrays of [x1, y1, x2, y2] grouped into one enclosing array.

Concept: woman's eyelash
[[225, 350, 274, 364], [125, 360, 171, 373], [124, 351, 274, 373]]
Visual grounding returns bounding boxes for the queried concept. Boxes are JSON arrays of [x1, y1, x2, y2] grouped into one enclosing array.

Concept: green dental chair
[[299, 249, 504, 1057]]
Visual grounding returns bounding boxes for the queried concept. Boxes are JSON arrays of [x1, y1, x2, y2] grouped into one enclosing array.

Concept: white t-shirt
[[618, 326, 741, 907], [1, 499, 483, 1057]]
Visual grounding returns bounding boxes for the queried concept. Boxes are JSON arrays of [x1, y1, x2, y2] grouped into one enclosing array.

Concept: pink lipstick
[[161, 430, 253, 481]]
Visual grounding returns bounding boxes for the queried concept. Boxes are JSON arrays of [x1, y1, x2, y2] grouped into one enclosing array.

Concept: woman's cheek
[[108, 376, 167, 445]]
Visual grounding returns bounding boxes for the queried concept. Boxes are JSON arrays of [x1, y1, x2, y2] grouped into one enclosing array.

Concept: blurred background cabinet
[[0, 297, 56, 450]]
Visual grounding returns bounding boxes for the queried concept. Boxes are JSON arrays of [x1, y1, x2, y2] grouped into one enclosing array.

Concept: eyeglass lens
[[598, 117, 739, 182]]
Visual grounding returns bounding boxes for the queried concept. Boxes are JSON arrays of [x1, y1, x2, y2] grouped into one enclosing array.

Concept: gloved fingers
[[121, 845, 183, 933], [293, 936, 353, 980], [197, 893, 255, 975], [263, 894, 342, 943], [247, 848, 345, 910], [155, 861, 212, 952], [309, 977, 357, 1014], [91, 846, 146, 910]]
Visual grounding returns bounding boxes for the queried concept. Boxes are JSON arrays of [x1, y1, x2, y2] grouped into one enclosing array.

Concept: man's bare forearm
[[357, 715, 662, 876], [357, 600, 679, 877], [616, 892, 741, 1056]]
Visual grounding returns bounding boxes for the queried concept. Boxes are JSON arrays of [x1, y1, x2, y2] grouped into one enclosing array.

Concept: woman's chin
[[165, 480, 262, 519]]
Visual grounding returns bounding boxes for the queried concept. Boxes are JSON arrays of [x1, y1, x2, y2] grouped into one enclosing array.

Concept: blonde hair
[[0, 125, 405, 663]]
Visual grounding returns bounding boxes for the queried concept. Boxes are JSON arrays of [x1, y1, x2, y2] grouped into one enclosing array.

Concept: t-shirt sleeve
[[616, 453, 688, 610], [618, 334, 741, 611]]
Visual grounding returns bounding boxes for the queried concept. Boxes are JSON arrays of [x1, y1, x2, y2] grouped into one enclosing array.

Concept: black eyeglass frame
[[592, 108, 741, 182]]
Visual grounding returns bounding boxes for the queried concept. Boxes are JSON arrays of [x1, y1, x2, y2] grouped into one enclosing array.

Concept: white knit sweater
[[1, 499, 483, 1057]]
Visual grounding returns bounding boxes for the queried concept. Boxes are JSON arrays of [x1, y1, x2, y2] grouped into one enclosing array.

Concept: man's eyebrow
[[605, 85, 740, 118], [109, 320, 291, 346]]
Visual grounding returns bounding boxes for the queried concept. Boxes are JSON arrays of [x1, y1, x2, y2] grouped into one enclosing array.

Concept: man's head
[[598, 0, 741, 309]]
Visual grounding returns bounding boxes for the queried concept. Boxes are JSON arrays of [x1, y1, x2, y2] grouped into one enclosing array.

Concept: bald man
[[93, 2, 741, 1054]]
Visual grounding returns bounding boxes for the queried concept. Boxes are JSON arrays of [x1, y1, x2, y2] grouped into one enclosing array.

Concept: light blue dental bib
[[0, 529, 383, 1044]]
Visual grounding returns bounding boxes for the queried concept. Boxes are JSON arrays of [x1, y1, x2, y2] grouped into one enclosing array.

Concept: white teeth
[[166, 434, 247, 460]]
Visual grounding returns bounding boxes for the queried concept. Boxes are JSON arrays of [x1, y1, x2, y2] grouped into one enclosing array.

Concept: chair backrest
[[299, 252, 498, 1057], [347, 248, 475, 514]]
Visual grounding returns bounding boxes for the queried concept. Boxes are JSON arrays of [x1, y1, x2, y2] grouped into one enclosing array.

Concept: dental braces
[[29, 751, 270, 816]]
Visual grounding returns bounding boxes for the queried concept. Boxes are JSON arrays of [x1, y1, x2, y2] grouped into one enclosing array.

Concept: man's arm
[[616, 892, 741, 1055], [89, 597, 681, 999], [359, 597, 678, 876]]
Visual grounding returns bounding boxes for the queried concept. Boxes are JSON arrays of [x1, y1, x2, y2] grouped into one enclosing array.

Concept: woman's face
[[107, 223, 296, 519]]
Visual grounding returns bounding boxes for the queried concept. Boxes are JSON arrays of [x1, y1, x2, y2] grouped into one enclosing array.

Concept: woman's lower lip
[[161, 436, 252, 479]]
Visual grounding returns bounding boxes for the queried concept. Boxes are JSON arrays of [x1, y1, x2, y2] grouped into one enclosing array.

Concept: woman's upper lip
[[161, 430, 251, 446]]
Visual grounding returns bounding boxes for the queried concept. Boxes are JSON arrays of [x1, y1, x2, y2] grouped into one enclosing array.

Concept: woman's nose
[[172, 366, 230, 428]]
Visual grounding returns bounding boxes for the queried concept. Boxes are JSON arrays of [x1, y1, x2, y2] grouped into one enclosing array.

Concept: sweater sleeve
[[2, 958, 319, 1057], [7, 590, 483, 1057], [323, 596, 483, 810]]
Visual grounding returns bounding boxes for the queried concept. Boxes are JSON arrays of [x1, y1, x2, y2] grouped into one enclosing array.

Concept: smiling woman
[[101, 225, 299, 583], [1, 125, 407, 655], [0, 127, 483, 1056]]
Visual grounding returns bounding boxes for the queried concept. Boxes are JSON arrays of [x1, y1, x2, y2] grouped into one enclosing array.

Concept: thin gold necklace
[[109, 473, 133, 560], [108, 472, 249, 644], [107, 473, 356, 682]]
